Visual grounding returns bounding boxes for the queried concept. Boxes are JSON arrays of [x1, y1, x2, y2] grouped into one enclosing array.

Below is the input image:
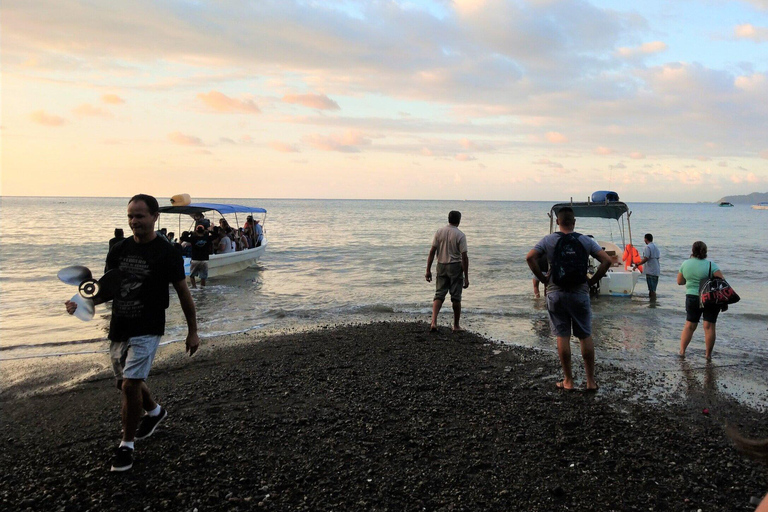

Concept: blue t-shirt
[[534, 232, 603, 294], [679, 258, 720, 295], [642, 242, 661, 276]]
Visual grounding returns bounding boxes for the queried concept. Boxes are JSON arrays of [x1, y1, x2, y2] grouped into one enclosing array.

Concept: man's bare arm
[[461, 252, 469, 288], [526, 249, 548, 284], [425, 246, 437, 282], [172, 279, 199, 355], [588, 250, 612, 286]]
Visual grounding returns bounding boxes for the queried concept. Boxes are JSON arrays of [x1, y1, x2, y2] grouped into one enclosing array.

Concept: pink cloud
[[455, 153, 476, 161], [734, 24, 768, 42], [197, 91, 260, 114], [282, 93, 340, 111], [616, 41, 668, 58], [102, 94, 125, 105], [760, 150, 768, 159], [545, 131, 568, 144], [168, 131, 203, 146], [421, 147, 433, 156], [594, 146, 613, 155], [269, 141, 300, 153], [73, 103, 112, 118], [629, 152, 645, 159], [731, 173, 761, 184], [30, 110, 66, 126], [695, 156, 711, 161], [304, 130, 371, 152]]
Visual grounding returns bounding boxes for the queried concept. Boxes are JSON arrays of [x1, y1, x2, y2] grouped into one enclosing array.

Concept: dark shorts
[[546, 291, 592, 339], [645, 275, 659, 293], [434, 262, 463, 302], [685, 294, 720, 324]]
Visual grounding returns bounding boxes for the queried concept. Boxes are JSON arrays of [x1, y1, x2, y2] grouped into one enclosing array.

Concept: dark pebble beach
[[1, 321, 767, 511]]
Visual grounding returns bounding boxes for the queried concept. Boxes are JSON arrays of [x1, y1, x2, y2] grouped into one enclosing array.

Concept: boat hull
[[183, 241, 267, 277], [599, 269, 639, 297], [752, 205, 768, 210]]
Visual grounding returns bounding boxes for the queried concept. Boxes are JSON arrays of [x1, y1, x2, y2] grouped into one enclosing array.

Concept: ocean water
[[1, 197, 766, 404]]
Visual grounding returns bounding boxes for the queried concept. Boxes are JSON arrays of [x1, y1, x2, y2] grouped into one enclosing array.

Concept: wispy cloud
[[616, 41, 668, 58], [73, 104, 112, 118], [303, 130, 371, 152], [102, 94, 125, 104], [29, 110, 66, 126], [269, 141, 300, 153], [197, 91, 260, 114], [168, 131, 204, 146], [282, 94, 340, 111], [546, 132, 568, 144]]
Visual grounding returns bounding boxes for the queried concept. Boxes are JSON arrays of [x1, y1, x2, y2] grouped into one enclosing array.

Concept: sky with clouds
[[2, 0, 768, 201]]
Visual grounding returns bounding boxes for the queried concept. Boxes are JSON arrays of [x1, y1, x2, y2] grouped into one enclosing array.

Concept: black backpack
[[551, 232, 588, 289]]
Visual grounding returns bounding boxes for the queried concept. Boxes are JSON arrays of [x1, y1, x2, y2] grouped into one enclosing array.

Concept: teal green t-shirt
[[679, 258, 720, 295]]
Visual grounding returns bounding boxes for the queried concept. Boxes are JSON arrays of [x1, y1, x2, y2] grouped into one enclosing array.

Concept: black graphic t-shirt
[[105, 237, 185, 342], [181, 232, 213, 261]]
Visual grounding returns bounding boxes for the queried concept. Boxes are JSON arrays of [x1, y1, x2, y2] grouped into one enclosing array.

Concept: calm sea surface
[[1, 197, 766, 404]]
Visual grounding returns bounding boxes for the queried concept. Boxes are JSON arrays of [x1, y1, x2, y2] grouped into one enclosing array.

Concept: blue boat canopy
[[158, 202, 267, 215], [550, 201, 629, 220]]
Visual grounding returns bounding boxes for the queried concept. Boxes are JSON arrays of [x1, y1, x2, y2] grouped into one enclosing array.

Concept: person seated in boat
[[218, 218, 231, 233], [216, 228, 234, 254], [237, 228, 250, 250], [191, 212, 210, 230], [253, 219, 264, 247]]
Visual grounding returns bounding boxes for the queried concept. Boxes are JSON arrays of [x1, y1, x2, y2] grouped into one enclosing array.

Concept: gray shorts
[[434, 262, 463, 302], [110, 334, 162, 380], [190, 260, 209, 279], [546, 291, 592, 339]]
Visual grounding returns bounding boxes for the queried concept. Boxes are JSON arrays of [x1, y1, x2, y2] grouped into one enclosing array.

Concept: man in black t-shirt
[[181, 224, 214, 288], [66, 194, 199, 472]]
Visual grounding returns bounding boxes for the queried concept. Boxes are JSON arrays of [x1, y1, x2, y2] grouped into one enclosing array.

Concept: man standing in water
[[526, 207, 611, 392], [425, 210, 469, 332], [633, 233, 661, 300], [66, 194, 199, 472]]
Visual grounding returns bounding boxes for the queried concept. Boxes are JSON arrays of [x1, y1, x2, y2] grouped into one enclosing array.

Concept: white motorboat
[[752, 202, 768, 210], [548, 197, 640, 297], [158, 202, 267, 278]]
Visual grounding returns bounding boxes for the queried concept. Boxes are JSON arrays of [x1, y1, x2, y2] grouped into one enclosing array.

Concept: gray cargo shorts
[[546, 291, 592, 339], [434, 262, 464, 303], [110, 334, 162, 380]]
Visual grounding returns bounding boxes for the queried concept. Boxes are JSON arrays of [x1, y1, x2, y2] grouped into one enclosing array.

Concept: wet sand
[[1, 321, 767, 511]]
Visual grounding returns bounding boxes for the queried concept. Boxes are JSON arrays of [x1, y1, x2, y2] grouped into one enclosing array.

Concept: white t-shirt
[[432, 224, 468, 264]]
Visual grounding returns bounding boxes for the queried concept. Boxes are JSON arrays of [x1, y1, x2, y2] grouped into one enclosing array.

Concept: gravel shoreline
[[1, 321, 767, 511]]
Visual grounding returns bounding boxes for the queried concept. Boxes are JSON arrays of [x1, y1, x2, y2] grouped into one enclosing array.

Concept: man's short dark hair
[[557, 207, 575, 229], [114, 228, 124, 237], [645, 233, 653, 242], [128, 194, 159, 215], [448, 210, 461, 225]]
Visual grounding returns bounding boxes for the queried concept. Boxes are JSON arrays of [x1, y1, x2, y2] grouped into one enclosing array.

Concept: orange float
[[623, 244, 643, 273]]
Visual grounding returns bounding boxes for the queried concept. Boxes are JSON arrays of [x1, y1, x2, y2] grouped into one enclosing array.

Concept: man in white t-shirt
[[425, 211, 469, 332]]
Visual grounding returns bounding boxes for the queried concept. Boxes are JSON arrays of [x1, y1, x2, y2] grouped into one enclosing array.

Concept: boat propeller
[[58, 266, 121, 321]]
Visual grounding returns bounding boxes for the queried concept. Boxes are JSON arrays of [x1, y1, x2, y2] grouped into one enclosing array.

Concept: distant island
[[716, 191, 768, 204]]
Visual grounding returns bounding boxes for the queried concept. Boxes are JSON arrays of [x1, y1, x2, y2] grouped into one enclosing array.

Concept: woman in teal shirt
[[677, 241, 725, 360]]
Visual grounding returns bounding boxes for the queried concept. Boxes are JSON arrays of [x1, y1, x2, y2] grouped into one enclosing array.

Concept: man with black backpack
[[526, 207, 611, 392]]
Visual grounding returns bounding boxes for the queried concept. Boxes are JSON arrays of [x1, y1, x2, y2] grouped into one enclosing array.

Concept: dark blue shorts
[[685, 294, 720, 324], [546, 291, 592, 339], [645, 275, 659, 293]]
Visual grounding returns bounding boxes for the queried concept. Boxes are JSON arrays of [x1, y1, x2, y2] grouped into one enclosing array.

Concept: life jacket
[[623, 244, 643, 272]]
